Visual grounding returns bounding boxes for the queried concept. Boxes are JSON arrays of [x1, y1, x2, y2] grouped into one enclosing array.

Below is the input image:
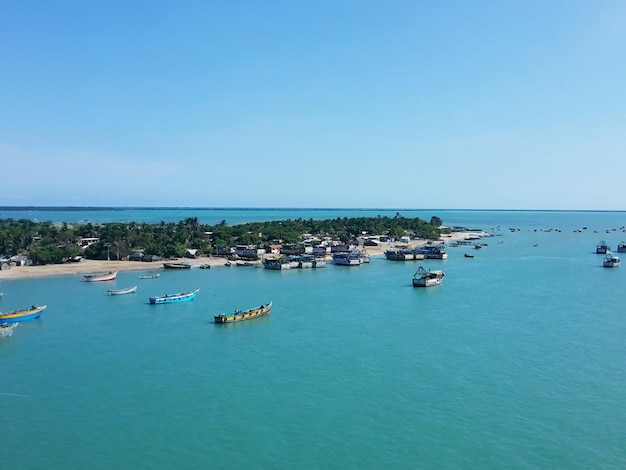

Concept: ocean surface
[[2, 208, 626, 469]]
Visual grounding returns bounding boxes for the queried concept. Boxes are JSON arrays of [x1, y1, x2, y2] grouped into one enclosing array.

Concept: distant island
[[0, 214, 445, 266]]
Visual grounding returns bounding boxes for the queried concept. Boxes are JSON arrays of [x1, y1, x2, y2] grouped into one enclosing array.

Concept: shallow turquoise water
[[2, 210, 626, 469]]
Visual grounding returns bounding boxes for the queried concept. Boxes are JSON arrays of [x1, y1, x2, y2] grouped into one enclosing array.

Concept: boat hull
[[0, 305, 47, 324], [0, 323, 18, 338], [149, 289, 200, 304], [108, 286, 138, 295], [214, 302, 272, 323], [82, 271, 118, 282]]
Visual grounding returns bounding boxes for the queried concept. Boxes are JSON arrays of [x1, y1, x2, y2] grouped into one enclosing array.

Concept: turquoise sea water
[[2, 209, 626, 469]]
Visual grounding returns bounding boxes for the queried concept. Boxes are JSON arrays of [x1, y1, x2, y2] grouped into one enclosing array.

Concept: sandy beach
[[0, 231, 488, 281]]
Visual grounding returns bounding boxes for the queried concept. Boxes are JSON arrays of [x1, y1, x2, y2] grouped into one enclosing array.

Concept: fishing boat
[[412, 266, 445, 287], [107, 285, 138, 295], [464, 253, 474, 258], [596, 241, 610, 254], [263, 256, 291, 270], [214, 301, 272, 324], [149, 288, 200, 304], [139, 273, 160, 279], [82, 271, 118, 282], [163, 262, 191, 269], [603, 253, 620, 268], [617, 241, 626, 253], [0, 322, 17, 338], [0, 305, 47, 324], [332, 251, 362, 266]]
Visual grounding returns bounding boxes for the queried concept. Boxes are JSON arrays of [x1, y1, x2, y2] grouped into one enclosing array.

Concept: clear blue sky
[[1, 1, 625, 209]]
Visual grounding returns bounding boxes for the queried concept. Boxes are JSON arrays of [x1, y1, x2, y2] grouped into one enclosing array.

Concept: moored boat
[[596, 241, 610, 254], [0, 305, 47, 324], [263, 256, 291, 270], [603, 253, 620, 268], [107, 285, 138, 295], [412, 266, 444, 287], [163, 262, 192, 269], [214, 301, 272, 323], [149, 288, 200, 304], [82, 271, 118, 282], [332, 250, 362, 266], [139, 273, 160, 279], [617, 241, 626, 253], [1, 322, 18, 338]]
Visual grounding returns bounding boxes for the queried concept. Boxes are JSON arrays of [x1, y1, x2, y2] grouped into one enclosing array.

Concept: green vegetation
[[0, 214, 445, 265]]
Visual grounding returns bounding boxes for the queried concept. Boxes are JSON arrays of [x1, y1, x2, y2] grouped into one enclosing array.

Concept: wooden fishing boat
[[412, 266, 444, 288], [1, 322, 18, 338], [149, 288, 200, 304], [107, 285, 138, 295], [214, 301, 272, 324], [82, 271, 118, 282], [0, 305, 47, 324], [464, 253, 474, 258], [138, 273, 160, 279], [163, 262, 191, 269]]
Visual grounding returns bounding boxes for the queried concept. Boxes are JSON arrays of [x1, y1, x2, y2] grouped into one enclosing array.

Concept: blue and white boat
[[0, 305, 47, 324], [149, 289, 200, 304]]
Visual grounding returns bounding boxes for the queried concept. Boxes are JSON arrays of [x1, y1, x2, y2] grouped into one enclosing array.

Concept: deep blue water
[[1, 209, 626, 469]]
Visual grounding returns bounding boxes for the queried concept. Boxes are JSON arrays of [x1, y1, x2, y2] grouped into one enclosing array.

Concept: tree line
[[0, 214, 444, 265]]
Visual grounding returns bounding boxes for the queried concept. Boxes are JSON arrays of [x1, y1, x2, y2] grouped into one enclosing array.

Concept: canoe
[[0, 305, 47, 324], [107, 286, 138, 295], [214, 301, 272, 324], [149, 288, 200, 304], [82, 271, 118, 282], [139, 273, 160, 279]]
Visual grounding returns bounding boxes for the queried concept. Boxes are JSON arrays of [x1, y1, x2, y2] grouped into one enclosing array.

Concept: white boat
[[139, 273, 160, 279], [412, 266, 445, 287], [82, 271, 118, 282], [107, 285, 138, 295], [0, 322, 17, 339], [603, 253, 620, 268]]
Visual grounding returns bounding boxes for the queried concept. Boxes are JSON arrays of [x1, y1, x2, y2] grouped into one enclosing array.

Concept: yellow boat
[[214, 301, 272, 324]]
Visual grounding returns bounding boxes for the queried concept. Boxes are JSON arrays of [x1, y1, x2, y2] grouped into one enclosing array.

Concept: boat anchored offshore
[[107, 286, 138, 295], [0, 305, 47, 324], [214, 301, 272, 323], [82, 271, 118, 282], [149, 289, 200, 304], [603, 253, 620, 268], [596, 241, 610, 254], [412, 266, 445, 287]]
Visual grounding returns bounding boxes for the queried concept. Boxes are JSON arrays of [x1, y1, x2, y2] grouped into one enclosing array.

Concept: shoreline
[[0, 231, 488, 281]]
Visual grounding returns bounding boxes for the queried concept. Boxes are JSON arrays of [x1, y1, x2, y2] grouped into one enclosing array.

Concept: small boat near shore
[[139, 273, 160, 279], [163, 262, 192, 269], [214, 301, 272, 324], [82, 271, 118, 282], [149, 288, 200, 304], [107, 285, 138, 295], [412, 267, 445, 288], [333, 250, 362, 266], [1, 322, 18, 338], [0, 305, 47, 324]]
